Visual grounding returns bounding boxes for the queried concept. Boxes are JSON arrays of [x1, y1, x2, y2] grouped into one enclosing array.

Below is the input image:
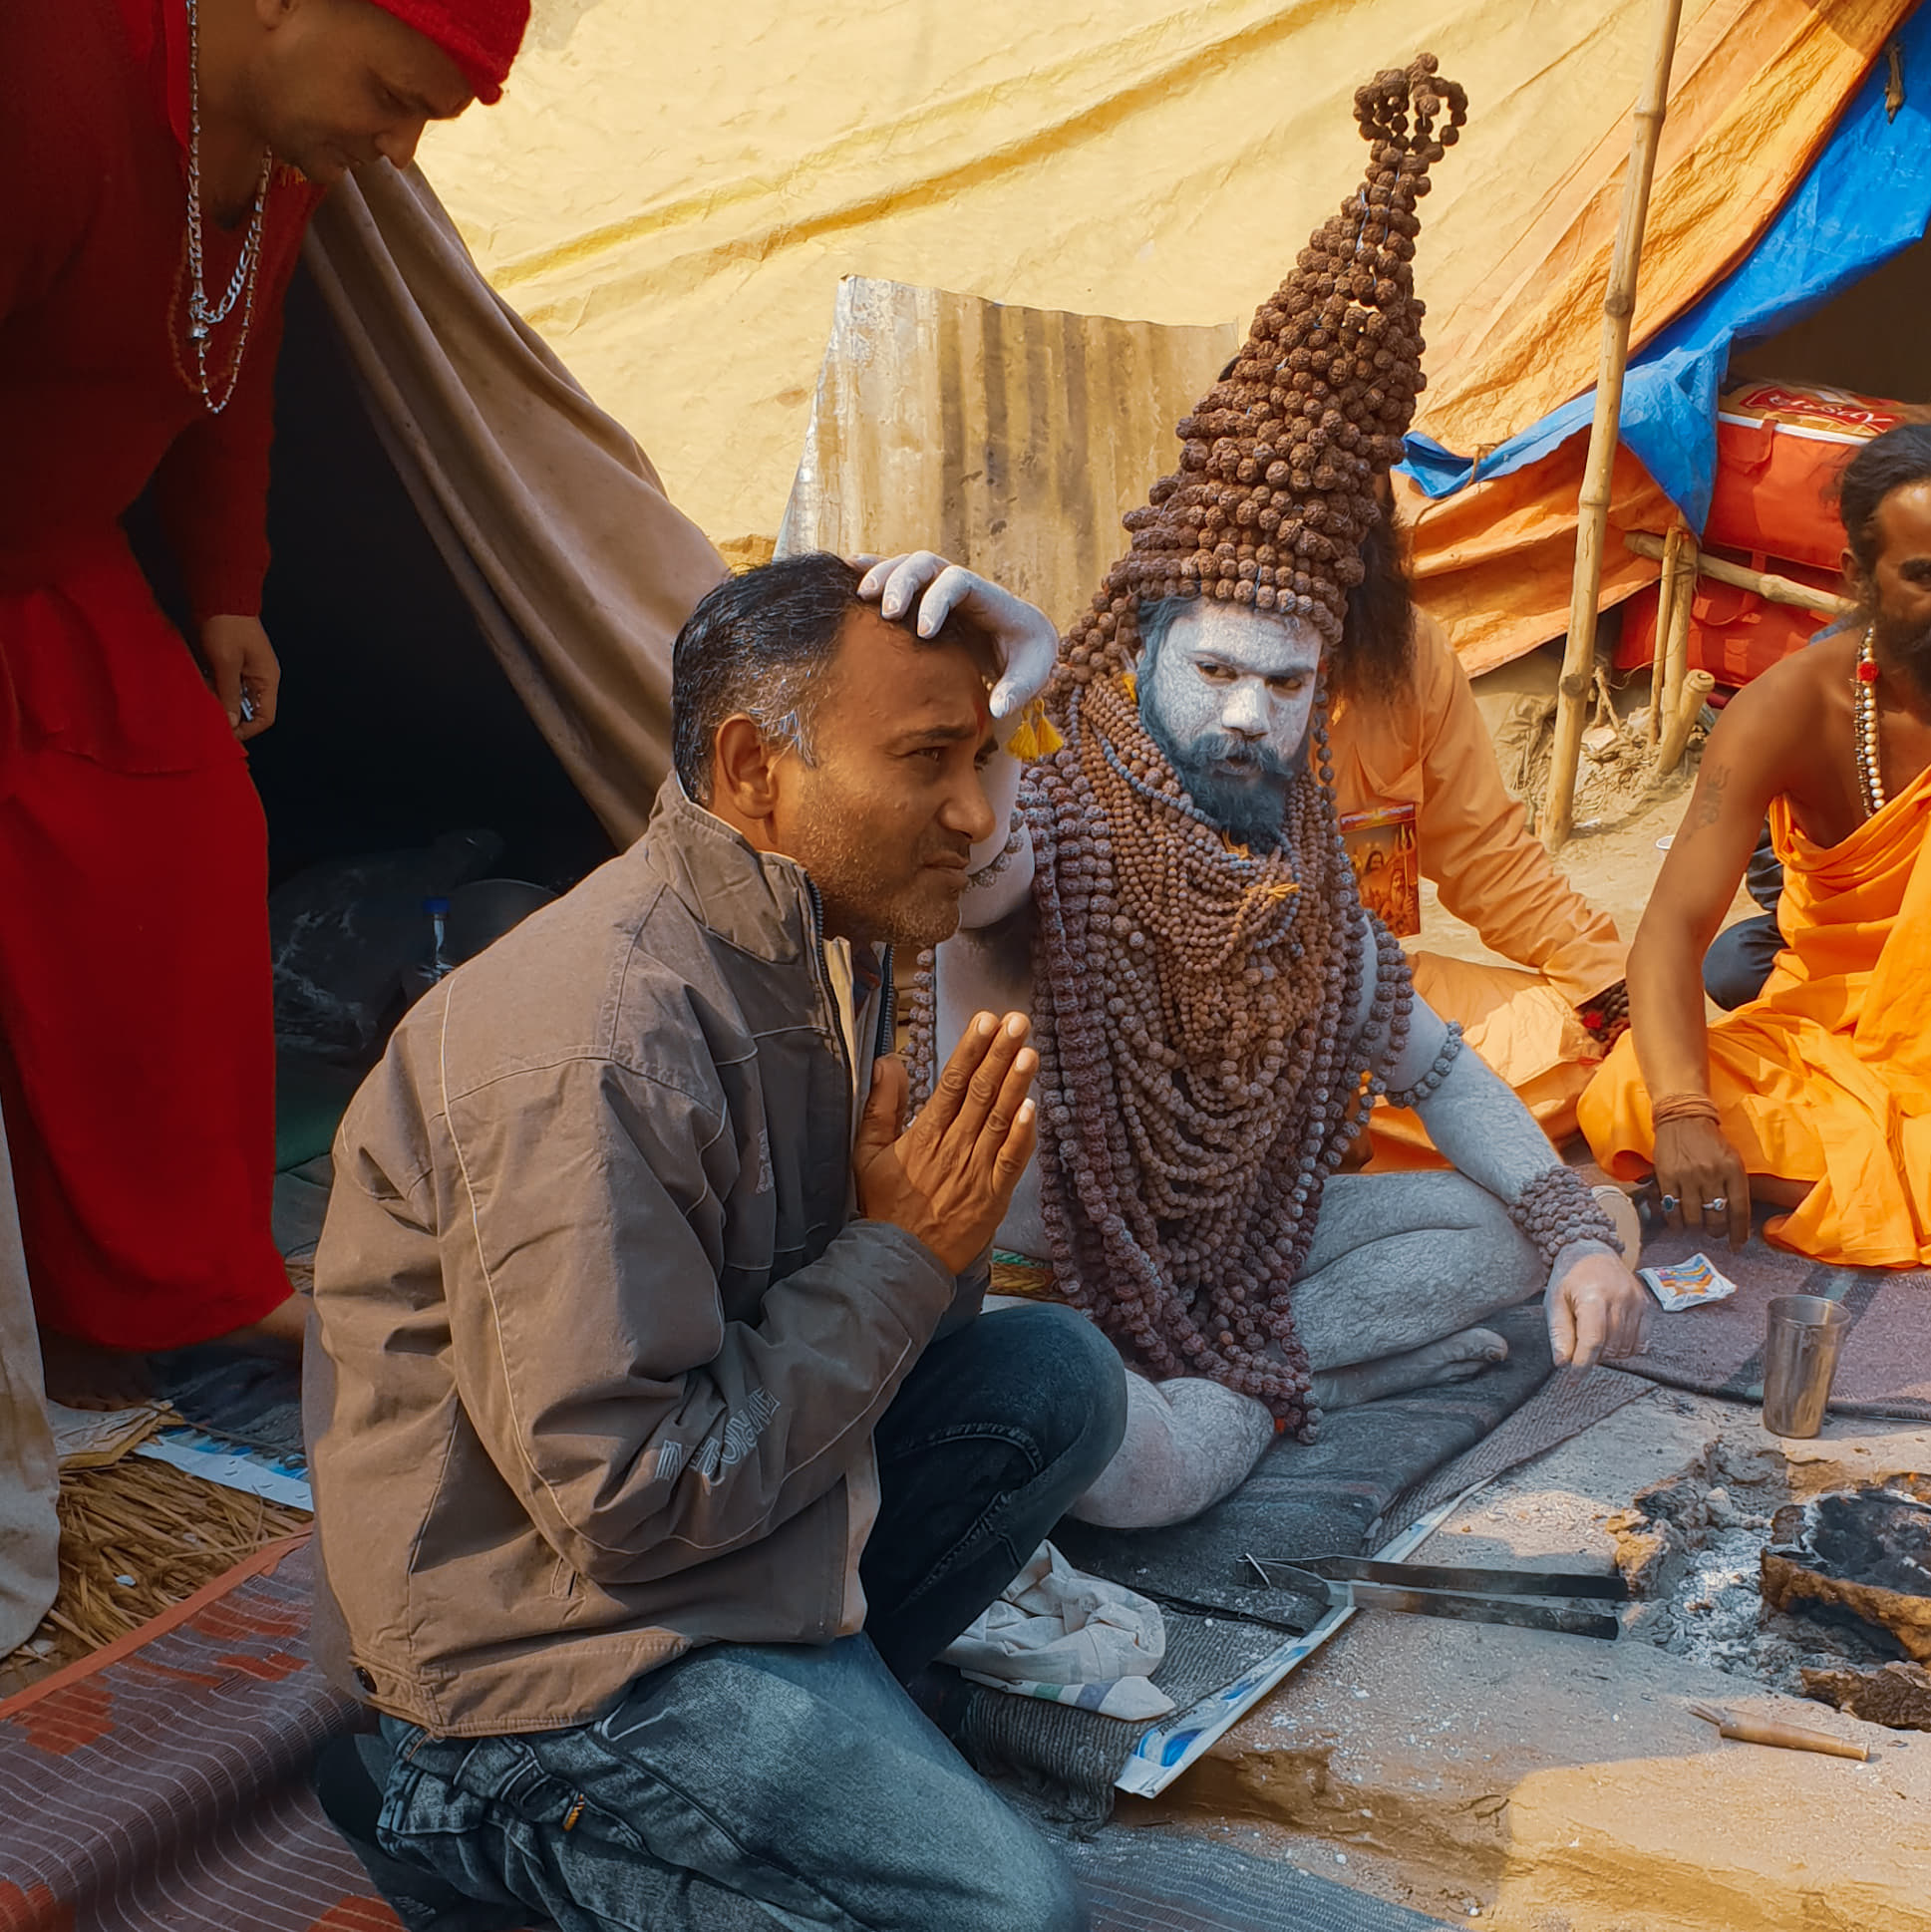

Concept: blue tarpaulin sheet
[[1404, 13, 1931, 530]]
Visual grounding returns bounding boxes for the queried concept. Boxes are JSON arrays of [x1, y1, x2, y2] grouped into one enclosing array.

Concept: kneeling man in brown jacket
[[306, 552, 1126, 1932]]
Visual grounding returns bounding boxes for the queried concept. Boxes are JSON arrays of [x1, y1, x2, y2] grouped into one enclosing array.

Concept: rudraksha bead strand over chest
[[1019, 675, 1415, 1435], [909, 54, 1464, 1438]]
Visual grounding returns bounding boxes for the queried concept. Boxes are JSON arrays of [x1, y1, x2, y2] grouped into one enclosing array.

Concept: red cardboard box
[[1707, 379, 1906, 571]]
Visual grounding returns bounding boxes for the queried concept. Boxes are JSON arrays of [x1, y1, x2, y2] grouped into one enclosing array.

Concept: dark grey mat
[[1073, 1826, 1455, 1930], [270, 1154, 334, 1264], [151, 1347, 306, 1463], [964, 1304, 1560, 1821], [1380, 1363, 1652, 1539], [1057, 1302, 1556, 1620], [1614, 1217, 1931, 1423]]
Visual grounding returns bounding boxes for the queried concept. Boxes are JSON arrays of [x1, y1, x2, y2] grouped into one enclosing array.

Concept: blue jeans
[[1703, 911, 1782, 1011], [373, 1304, 1126, 1932]]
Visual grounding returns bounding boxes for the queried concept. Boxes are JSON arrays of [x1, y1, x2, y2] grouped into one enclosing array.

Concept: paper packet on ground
[[940, 1540, 1175, 1720], [1639, 1252, 1740, 1313]]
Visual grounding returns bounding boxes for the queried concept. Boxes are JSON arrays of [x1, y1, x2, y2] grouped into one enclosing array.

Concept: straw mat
[[1, 1456, 310, 1686]]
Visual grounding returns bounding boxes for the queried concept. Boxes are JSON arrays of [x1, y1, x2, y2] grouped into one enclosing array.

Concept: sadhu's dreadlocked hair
[[1048, 54, 1465, 705]]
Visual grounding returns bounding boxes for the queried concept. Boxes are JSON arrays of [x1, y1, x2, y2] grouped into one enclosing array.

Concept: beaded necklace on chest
[[180, 0, 273, 415], [1016, 673, 1411, 1435], [1855, 629, 1885, 819]]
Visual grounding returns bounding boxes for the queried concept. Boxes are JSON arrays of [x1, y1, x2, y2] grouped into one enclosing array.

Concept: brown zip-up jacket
[[307, 783, 966, 1737]]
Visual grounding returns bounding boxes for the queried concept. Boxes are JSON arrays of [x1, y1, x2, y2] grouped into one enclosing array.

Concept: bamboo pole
[[1645, 525, 1685, 743], [1541, 0, 1686, 850], [1624, 531, 1855, 618], [1657, 532, 1698, 735], [1655, 667, 1715, 776]]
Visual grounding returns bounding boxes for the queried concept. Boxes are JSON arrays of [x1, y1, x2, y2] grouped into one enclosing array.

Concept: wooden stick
[[1657, 533, 1698, 737], [1591, 663, 1620, 738], [1690, 1702, 1869, 1763], [1542, 0, 1686, 851], [1655, 668, 1715, 775], [1646, 526, 1685, 744], [1624, 531, 1855, 618]]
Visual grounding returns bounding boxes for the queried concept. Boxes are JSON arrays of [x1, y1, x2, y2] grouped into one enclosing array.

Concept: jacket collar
[[640, 777, 822, 966]]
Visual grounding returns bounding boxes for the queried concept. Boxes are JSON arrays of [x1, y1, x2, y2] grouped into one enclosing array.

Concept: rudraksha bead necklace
[[906, 54, 1465, 1438]]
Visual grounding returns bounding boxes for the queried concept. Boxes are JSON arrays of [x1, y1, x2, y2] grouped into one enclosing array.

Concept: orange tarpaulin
[[421, 0, 1910, 658], [1406, 0, 1912, 670], [1581, 766, 1931, 1269], [1401, 444, 1675, 679], [1418, 0, 1913, 459]]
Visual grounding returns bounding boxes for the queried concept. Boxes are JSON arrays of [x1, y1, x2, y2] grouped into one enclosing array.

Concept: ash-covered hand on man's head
[[855, 553, 1059, 732]]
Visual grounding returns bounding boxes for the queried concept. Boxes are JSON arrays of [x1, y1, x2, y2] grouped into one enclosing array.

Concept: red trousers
[[0, 539, 286, 1349]]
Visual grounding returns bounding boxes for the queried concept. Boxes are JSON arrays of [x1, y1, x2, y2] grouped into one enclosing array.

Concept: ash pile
[[1615, 1465, 1931, 1727]]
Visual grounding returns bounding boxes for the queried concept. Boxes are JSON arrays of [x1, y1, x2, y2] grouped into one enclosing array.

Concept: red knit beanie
[[368, 0, 530, 104]]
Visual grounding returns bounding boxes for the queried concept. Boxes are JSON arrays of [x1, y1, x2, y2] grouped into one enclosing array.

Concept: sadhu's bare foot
[[214, 1290, 307, 1359], [36, 1328, 155, 1411], [1311, 1325, 1509, 1412]]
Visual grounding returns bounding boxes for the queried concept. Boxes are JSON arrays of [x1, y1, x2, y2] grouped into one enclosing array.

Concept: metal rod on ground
[[1542, 0, 1686, 851], [1655, 668, 1715, 776], [1624, 530, 1855, 618], [1657, 532, 1698, 738], [1646, 525, 1685, 743]]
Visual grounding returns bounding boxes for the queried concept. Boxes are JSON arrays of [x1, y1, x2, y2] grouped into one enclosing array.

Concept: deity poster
[[1339, 801, 1421, 938]]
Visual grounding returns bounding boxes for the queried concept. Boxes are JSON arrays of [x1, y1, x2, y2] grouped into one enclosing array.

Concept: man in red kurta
[[0, 0, 528, 1379]]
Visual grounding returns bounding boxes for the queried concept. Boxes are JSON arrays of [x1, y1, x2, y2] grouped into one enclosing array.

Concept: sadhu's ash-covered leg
[[1291, 1169, 1540, 1409], [1065, 1171, 1544, 1531], [1069, 1029, 1622, 1531]]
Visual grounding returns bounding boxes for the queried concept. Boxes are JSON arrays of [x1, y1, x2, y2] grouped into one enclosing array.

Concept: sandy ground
[[1142, 1398, 1931, 1932]]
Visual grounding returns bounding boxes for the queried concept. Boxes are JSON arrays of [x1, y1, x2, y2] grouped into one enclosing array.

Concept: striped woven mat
[[0, 1536, 1448, 1932]]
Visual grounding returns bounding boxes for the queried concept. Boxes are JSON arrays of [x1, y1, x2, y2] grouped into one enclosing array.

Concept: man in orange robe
[[1582, 425, 1931, 1268], [1328, 506, 1627, 1162], [0, 0, 525, 1387]]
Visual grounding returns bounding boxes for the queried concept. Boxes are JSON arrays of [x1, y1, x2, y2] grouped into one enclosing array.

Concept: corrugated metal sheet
[[779, 277, 1235, 626]]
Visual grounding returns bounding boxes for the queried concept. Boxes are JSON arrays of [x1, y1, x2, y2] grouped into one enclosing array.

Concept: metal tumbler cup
[[1761, 1294, 1851, 1439]]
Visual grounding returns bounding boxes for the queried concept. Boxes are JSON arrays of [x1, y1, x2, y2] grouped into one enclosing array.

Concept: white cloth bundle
[[941, 1540, 1174, 1721]]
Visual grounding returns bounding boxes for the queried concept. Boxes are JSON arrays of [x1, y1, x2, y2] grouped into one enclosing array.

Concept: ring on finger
[[1659, 1193, 1680, 1214], [1703, 1195, 1728, 1213]]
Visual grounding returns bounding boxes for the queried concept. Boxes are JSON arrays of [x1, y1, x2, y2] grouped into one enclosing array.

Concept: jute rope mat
[[2, 1456, 310, 1686]]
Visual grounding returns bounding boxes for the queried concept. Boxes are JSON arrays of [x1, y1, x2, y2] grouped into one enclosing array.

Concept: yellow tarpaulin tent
[[422, 0, 1911, 662]]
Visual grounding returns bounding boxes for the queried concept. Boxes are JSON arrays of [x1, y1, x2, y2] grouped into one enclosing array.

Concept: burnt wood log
[[1802, 1661, 1931, 1732], [1762, 1483, 1931, 1662]]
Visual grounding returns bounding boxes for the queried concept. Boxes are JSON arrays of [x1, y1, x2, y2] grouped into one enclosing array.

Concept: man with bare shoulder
[[1581, 425, 1931, 1268]]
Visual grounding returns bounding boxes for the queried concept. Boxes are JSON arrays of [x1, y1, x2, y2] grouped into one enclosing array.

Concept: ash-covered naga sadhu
[[912, 56, 1651, 1526]]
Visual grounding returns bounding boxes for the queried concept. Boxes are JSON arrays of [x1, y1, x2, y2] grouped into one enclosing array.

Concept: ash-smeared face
[[1137, 603, 1324, 849]]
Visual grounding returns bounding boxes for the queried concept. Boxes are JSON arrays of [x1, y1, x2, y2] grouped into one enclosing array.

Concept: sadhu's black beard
[[1873, 605, 1931, 685], [1139, 712, 1306, 853]]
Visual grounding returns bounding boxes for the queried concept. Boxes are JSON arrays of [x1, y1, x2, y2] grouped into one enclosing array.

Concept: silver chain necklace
[[1855, 628, 1886, 819], [182, 0, 272, 415]]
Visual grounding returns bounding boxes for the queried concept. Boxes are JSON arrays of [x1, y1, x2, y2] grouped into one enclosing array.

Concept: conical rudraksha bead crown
[[1054, 53, 1466, 698]]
